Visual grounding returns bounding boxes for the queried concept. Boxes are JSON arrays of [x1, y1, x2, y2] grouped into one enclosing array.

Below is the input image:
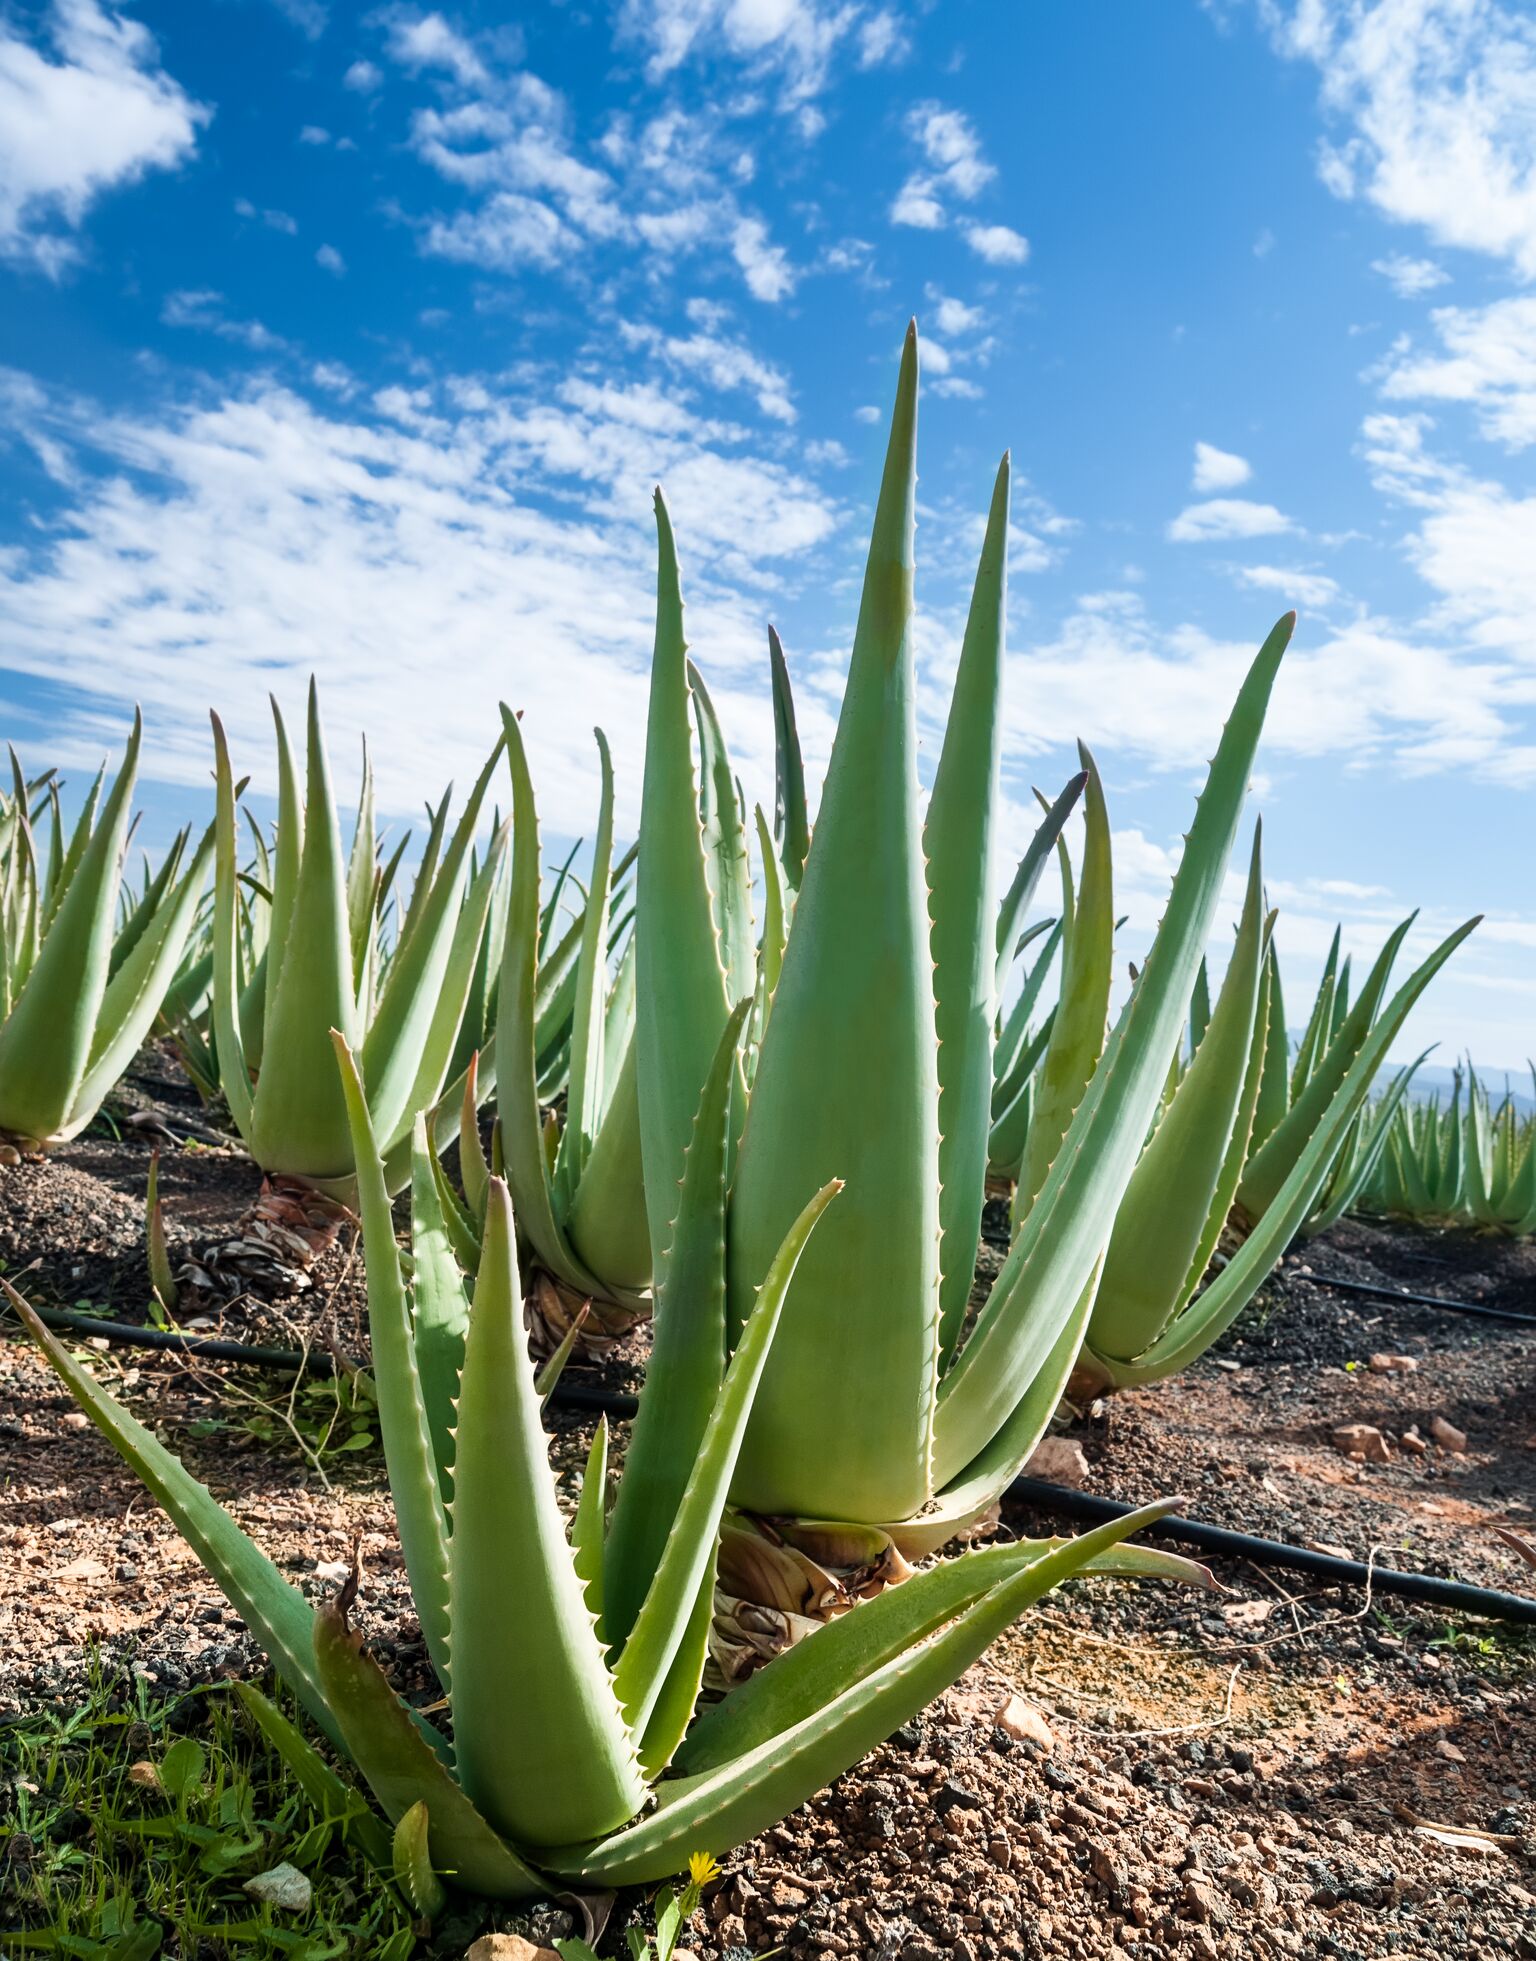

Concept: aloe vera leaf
[[495, 705, 610, 1298], [0, 716, 141, 1141], [727, 325, 940, 1526], [458, 1053, 490, 1216], [262, 699, 306, 1050], [1088, 824, 1266, 1360], [64, 829, 214, 1138], [565, 1036, 651, 1299], [768, 626, 809, 890], [1238, 913, 1415, 1219], [449, 1181, 647, 1847], [1304, 1050, 1427, 1236], [251, 683, 357, 1178], [426, 1126, 482, 1275], [312, 1595, 545, 1898], [571, 1419, 609, 1625], [991, 916, 1059, 1098], [555, 731, 616, 1213], [407, 1121, 471, 1505], [1251, 938, 1290, 1146], [334, 1037, 452, 1689], [635, 491, 733, 1277], [687, 662, 755, 1011], [635, 1562, 716, 1782], [392, 1800, 447, 1919], [612, 1176, 841, 1738], [993, 771, 1086, 1002], [927, 453, 1010, 1361], [1018, 744, 1114, 1218], [548, 1501, 1180, 1884], [1290, 926, 1339, 1101], [603, 1002, 749, 1649], [362, 737, 506, 1153], [40, 759, 104, 930], [933, 614, 1293, 1484], [397, 788, 451, 960], [1100, 917, 1478, 1384], [110, 830, 185, 978], [346, 739, 377, 994], [11, 1284, 341, 1748], [233, 1682, 393, 1874]]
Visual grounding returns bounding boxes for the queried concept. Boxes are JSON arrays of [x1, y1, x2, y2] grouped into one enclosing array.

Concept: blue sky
[[1, 0, 1534, 1068]]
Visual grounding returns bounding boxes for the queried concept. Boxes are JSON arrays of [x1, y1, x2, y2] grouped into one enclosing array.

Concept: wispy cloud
[[1371, 251, 1449, 297], [0, 0, 208, 275], [1263, 0, 1536, 279], [1377, 294, 1536, 448]]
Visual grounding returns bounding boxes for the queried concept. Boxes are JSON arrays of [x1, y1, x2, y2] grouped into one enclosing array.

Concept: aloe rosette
[[11, 1017, 1205, 1897], [1358, 1061, 1536, 1236], [209, 685, 508, 1195], [1072, 841, 1476, 1391], [624, 324, 1286, 1554], [0, 717, 212, 1148]]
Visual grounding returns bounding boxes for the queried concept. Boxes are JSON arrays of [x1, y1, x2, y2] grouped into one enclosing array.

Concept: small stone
[[242, 1864, 311, 1911], [314, 1560, 351, 1585], [1369, 1353, 1418, 1374], [1430, 1415, 1468, 1453], [61, 1412, 89, 1430], [1399, 1429, 1428, 1456], [1436, 1737, 1466, 1763], [994, 1695, 1055, 1753], [1332, 1423, 1392, 1463], [57, 1556, 109, 1582], [466, 1939, 562, 1961], [987, 1835, 1012, 1870], [1024, 1436, 1091, 1487]]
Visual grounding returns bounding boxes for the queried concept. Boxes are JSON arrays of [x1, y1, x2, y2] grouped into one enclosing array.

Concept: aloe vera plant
[[1072, 841, 1475, 1391], [10, 1020, 1204, 1896], [209, 686, 508, 1194], [624, 324, 1292, 1554], [0, 719, 212, 1148], [1358, 1061, 1536, 1236]]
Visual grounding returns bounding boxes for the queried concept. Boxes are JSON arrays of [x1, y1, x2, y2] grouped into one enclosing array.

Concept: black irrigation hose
[[1006, 1476, 1536, 1626], [10, 1304, 348, 1376], [1300, 1268, 1536, 1328], [12, 1306, 1534, 1625]]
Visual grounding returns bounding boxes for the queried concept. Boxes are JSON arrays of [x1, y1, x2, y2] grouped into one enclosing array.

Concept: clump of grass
[[0, 1655, 417, 1960]]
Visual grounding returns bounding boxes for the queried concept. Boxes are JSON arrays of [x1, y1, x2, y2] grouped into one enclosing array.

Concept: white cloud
[[965, 222, 1029, 265], [385, 11, 489, 88], [619, 0, 867, 104], [1262, 0, 1536, 279], [1166, 497, 1294, 542], [424, 191, 577, 269], [0, 363, 842, 833], [161, 289, 285, 352], [1191, 440, 1252, 491], [1235, 563, 1343, 608], [1371, 250, 1449, 297], [857, 10, 907, 67], [344, 58, 384, 92], [621, 317, 796, 421], [892, 101, 999, 233], [732, 214, 796, 300], [235, 198, 298, 234], [1378, 294, 1536, 447], [299, 124, 331, 144], [316, 242, 346, 276], [0, 0, 207, 275], [1253, 225, 1276, 257], [930, 292, 984, 336]]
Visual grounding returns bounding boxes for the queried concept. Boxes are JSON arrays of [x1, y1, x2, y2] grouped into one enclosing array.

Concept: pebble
[[242, 1863, 311, 1911], [1332, 1423, 1392, 1463], [993, 1695, 1054, 1753], [1430, 1414, 1469, 1452], [1369, 1353, 1418, 1373]]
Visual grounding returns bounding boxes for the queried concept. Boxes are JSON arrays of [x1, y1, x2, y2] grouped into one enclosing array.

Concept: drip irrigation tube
[[12, 1306, 1534, 1625], [1301, 1269, 1536, 1328], [1006, 1476, 1536, 1625]]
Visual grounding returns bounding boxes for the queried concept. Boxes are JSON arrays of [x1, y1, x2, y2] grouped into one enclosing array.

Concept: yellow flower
[[687, 1851, 721, 1889]]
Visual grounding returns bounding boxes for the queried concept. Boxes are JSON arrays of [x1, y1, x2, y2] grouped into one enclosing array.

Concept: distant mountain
[[1402, 1059, 1535, 1113]]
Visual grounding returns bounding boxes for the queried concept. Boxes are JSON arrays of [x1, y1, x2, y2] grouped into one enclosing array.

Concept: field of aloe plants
[[1, 334, 1532, 1960]]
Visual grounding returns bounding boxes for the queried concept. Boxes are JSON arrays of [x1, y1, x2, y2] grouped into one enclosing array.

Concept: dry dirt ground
[[1, 1087, 1533, 1960]]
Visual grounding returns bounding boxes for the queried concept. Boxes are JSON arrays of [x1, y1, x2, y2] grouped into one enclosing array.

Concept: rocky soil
[[1, 1071, 1532, 1959]]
